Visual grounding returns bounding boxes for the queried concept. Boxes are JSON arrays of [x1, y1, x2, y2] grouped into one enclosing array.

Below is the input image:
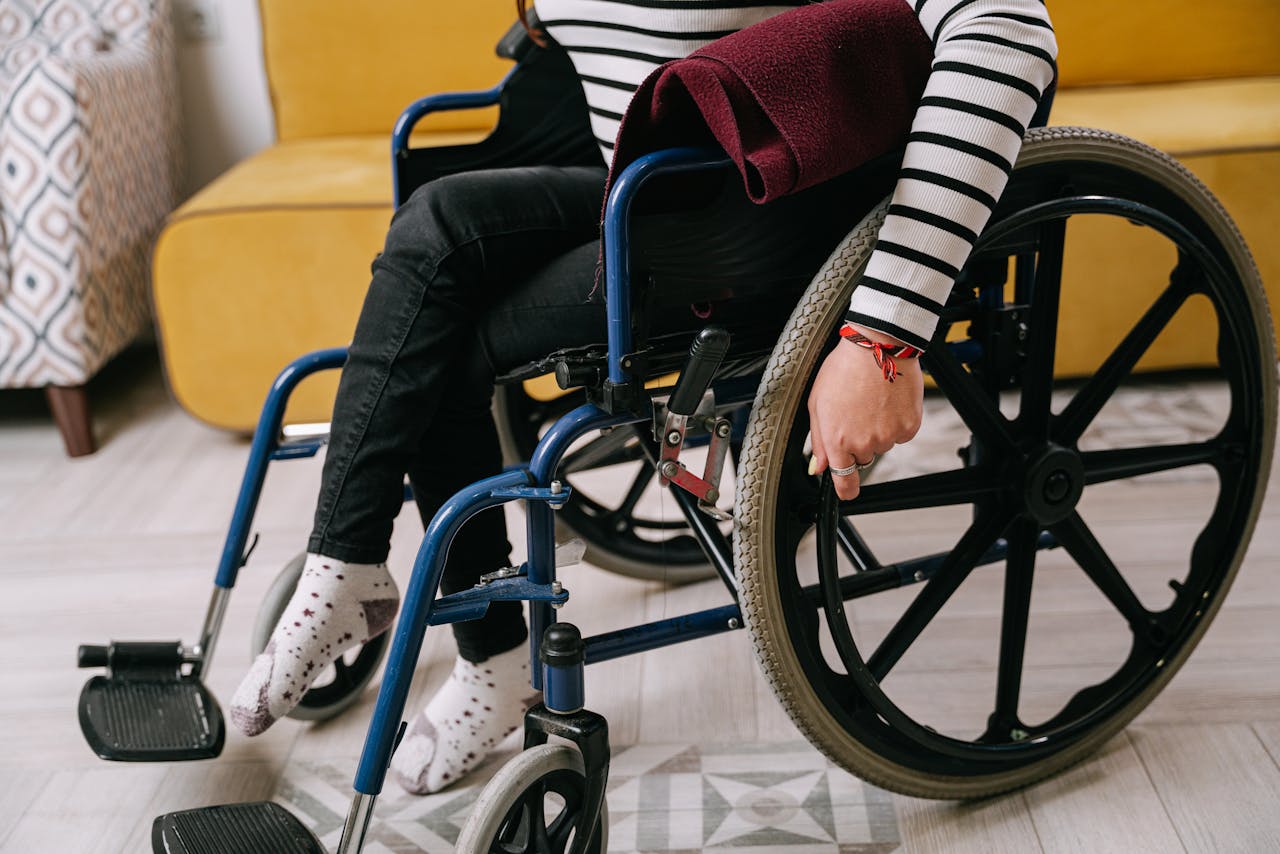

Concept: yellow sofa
[[153, 0, 1280, 432], [153, 1, 512, 430]]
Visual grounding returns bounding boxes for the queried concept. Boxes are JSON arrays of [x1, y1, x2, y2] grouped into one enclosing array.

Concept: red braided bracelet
[[838, 323, 922, 383]]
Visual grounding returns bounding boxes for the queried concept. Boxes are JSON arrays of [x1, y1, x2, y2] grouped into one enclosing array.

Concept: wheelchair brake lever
[[656, 410, 733, 520], [655, 327, 733, 518]]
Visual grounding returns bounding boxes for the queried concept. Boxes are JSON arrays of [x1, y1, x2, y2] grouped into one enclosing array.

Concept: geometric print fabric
[[0, 0, 181, 387]]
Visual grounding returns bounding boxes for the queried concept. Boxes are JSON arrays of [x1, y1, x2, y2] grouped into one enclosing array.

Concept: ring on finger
[[830, 455, 876, 477]]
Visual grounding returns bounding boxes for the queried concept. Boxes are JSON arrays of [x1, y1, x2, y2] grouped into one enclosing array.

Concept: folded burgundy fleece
[[608, 0, 934, 204]]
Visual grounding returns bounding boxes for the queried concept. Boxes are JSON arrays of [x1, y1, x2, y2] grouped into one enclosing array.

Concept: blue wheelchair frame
[[197, 54, 1063, 848], [202, 74, 757, 850]]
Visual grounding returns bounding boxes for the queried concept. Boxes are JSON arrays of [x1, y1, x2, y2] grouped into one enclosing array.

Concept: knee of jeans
[[404, 173, 477, 234], [376, 174, 476, 277]]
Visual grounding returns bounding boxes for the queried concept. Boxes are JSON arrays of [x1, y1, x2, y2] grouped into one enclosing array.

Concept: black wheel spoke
[[991, 518, 1040, 731], [496, 803, 528, 848], [867, 509, 1009, 681], [923, 343, 1018, 452], [547, 801, 580, 849], [613, 464, 656, 523], [560, 429, 641, 474], [1050, 512, 1151, 628], [1082, 440, 1222, 486], [842, 467, 1002, 516], [1019, 219, 1066, 439], [1054, 264, 1198, 445], [528, 787, 551, 852], [331, 654, 353, 691], [836, 518, 879, 572]]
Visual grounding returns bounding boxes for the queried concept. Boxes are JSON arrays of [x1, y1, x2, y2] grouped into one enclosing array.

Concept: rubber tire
[[455, 744, 609, 854], [734, 127, 1278, 799], [249, 552, 389, 722], [493, 385, 717, 584]]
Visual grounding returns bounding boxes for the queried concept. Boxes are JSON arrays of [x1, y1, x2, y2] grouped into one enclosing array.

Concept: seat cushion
[[259, 0, 515, 142], [1052, 77, 1280, 157], [154, 133, 483, 431], [1049, 79, 1280, 377], [172, 133, 484, 214], [1052, 0, 1280, 88]]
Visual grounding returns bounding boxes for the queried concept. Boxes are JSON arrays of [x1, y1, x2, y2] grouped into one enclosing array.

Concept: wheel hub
[[1021, 445, 1084, 523]]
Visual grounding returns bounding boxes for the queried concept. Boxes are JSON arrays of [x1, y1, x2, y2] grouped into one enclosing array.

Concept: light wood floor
[[2, 346, 1278, 853]]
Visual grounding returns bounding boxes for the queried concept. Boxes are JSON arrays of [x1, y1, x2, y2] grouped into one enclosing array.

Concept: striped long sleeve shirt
[[536, 0, 1059, 351]]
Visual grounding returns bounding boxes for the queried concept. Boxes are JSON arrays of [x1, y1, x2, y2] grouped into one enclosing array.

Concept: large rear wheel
[[737, 128, 1277, 798]]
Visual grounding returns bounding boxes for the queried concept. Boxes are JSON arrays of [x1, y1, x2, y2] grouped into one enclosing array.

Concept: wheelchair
[[75, 19, 1275, 854]]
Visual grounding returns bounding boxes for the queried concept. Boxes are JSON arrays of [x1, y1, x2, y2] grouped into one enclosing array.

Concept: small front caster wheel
[[250, 552, 389, 721], [456, 744, 608, 854]]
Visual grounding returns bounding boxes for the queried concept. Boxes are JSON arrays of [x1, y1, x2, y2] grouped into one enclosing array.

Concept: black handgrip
[[555, 361, 601, 390], [496, 13, 541, 62], [78, 644, 108, 668], [668, 327, 730, 416]]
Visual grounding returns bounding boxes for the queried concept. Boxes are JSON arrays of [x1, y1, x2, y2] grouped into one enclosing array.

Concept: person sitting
[[229, 0, 1058, 795]]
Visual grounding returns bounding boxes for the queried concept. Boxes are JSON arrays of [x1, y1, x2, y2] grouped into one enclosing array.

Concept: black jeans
[[309, 165, 608, 660], [310, 163, 857, 662]]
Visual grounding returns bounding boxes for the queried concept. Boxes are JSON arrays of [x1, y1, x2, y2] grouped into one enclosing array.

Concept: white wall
[[172, 0, 275, 196]]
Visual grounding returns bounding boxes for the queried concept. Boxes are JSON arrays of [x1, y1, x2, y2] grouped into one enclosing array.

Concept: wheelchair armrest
[[602, 149, 734, 393], [391, 14, 545, 162], [391, 26, 600, 207], [391, 76, 511, 165]]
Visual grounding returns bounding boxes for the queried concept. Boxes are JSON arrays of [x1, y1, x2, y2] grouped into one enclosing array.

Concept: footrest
[[79, 675, 225, 761], [153, 802, 325, 854]]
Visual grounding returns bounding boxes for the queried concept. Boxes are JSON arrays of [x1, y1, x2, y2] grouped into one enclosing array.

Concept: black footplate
[[77, 641, 225, 762], [153, 802, 325, 854]]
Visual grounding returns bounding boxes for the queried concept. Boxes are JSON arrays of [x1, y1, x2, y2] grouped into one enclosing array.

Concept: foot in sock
[[229, 554, 399, 735], [390, 644, 540, 794]]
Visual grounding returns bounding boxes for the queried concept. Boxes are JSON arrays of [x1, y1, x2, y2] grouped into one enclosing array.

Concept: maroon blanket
[[608, 0, 933, 203]]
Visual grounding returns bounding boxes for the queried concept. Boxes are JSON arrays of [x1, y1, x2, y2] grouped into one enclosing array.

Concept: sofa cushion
[[1053, 0, 1280, 88], [1048, 76, 1280, 377], [1052, 77, 1280, 157], [259, 0, 515, 142], [172, 132, 486, 215]]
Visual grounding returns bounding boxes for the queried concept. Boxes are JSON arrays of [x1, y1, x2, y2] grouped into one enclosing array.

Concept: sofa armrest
[[70, 38, 183, 247], [0, 26, 180, 371]]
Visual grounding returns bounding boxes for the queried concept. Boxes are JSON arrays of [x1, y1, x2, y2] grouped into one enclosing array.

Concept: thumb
[[808, 405, 828, 475]]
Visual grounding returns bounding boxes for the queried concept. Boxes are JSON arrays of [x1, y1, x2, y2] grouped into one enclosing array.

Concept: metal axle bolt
[[727, 617, 740, 629], [660, 461, 680, 478], [550, 480, 563, 495], [666, 430, 682, 446]]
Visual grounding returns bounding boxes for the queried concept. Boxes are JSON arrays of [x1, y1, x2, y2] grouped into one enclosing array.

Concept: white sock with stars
[[390, 644, 540, 794], [229, 554, 399, 736]]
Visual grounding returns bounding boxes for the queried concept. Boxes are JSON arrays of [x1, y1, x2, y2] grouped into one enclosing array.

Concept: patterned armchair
[[0, 0, 181, 455]]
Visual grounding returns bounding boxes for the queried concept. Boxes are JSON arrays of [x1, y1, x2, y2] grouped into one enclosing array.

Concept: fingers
[[828, 454, 862, 500]]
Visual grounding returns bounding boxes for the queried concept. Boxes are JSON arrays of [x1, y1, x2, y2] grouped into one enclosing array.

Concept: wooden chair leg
[[45, 384, 96, 457]]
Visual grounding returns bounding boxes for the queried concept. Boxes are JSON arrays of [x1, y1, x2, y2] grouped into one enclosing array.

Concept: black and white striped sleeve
[[845, 0, 1058, 351]]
